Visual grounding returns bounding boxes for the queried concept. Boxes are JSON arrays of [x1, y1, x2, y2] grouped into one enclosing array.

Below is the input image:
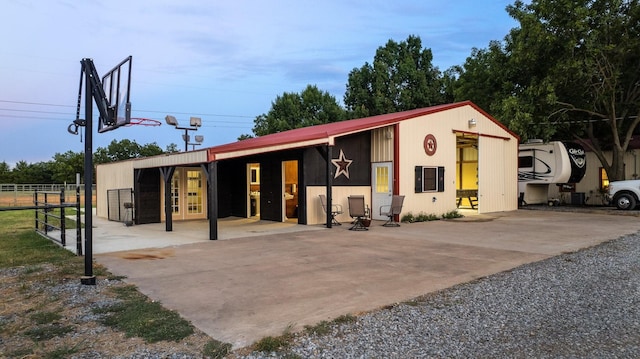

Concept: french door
[[167, 168, 206, 220]]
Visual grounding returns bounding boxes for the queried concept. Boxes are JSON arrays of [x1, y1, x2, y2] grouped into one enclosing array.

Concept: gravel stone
[[235, 232, 640, 358]]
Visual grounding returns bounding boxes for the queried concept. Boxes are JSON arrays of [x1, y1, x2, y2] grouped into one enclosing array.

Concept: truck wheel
[[614, 193, 636, 210]]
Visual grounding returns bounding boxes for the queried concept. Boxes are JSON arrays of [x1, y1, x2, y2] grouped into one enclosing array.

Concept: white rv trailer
[[518, 140, 586, 205]]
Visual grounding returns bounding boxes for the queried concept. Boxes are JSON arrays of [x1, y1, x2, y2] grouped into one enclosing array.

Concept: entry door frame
[[371, 162, 393, 220]]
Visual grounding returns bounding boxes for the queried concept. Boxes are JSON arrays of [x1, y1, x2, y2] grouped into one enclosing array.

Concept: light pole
[[165, 115, 203, 151], [189, 135, 204, 150]]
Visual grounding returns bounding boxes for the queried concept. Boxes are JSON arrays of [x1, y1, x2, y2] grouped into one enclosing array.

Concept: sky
[[0, 0, 519, 168]]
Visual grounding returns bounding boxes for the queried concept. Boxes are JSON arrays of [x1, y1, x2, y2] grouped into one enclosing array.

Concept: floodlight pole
[[166, 115, 201, 152], [177, 127, 192, 152], [81, 60, 96, 285]]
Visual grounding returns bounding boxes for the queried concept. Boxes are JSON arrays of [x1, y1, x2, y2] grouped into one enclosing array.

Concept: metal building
[[96, 101, 519, 239]]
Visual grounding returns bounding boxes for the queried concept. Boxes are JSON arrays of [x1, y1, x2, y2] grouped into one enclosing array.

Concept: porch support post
[[205, 161, 218, 240], [159, 166, 176, 232], [326, 145, 333, 228], [133, 168, 143, 225]]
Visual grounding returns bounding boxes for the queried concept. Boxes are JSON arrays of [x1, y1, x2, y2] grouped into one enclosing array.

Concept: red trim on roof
[[207, 101, 519, 161]]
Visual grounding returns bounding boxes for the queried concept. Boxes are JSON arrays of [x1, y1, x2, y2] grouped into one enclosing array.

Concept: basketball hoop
[[127, 117, 162, 127]]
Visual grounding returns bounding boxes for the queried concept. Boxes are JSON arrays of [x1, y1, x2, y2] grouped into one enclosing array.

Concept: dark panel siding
[[135, 168, 161, 224], [305, 132, 371, 186], [217, 160, 246, 218]]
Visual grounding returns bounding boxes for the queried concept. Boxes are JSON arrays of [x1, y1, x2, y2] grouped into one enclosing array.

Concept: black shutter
[[437, 166, 445, 192], [415, 166, 423, 193]]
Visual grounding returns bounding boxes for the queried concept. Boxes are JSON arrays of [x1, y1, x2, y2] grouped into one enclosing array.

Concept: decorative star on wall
[[331, 149, 353, 179]]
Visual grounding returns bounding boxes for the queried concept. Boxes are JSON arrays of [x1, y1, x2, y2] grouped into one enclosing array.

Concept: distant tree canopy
[[10, 160, 54, 184], [249, 85, 346, 137], [93, 139, 164, 164], [344, 35, 446, 118], [237, 134, 253, 141], [2, 139, 167, 184], [0, 161, 13, 183], [164, 143, 181, 153], [51, 151, 84, 183], [452, 0, 640, 181]]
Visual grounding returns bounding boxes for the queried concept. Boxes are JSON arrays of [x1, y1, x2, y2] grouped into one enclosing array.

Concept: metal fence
[[0, 183, 95, 192], [0, 183, 95, 207], [107, 188, 134, 225], [33, 189, 83, 255]]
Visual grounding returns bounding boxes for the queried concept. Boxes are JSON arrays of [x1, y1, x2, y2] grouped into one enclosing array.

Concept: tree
[[251, 85, 346, 136], [344, 35, 445, 118], [94, 139, 164, 164], [138, 142, 164, 158], [11, 161, 53, 184], [504, 0, 640, 181], [0, 161, 12, 183], [165, 143, 180, 153], [51, 151, 84, 183], [450, 41, 513, 120], [237, 134, 253, 141]]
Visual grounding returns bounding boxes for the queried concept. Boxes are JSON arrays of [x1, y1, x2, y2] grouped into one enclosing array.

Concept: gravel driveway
[[236, 231, 640, 358]]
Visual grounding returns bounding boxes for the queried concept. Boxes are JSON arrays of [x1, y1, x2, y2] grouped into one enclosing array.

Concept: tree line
[[0, 140, 177, 184]]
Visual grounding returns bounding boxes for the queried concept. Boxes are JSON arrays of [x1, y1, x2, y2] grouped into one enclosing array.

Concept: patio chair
[[380, 195, 405, 227], [319, 194, 342, 226], [348, 195, 368, 231]]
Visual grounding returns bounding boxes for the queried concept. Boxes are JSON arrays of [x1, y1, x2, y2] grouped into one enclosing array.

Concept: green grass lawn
[[0, 210, 77, 268], [0, 210, 231, 358]]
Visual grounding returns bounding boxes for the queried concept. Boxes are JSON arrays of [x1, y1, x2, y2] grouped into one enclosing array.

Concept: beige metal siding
[[397, 105, 518, 216], [478, 136, 518, 213], [503, 137, 520, 210], [132, 150, 207, 168], [96, 161, 135, 218], [371, 126, 394, 162], [397, 113, 458, 216], [306, 186, 371, 225], [95, 151, 207, 219]]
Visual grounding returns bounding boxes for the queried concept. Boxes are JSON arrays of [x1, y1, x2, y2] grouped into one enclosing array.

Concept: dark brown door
[[259, 160, 282, 222], [135, 168, 161, 224]]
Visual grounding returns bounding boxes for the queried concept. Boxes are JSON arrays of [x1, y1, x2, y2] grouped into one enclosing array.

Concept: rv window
[[519, 156, 533, 168]]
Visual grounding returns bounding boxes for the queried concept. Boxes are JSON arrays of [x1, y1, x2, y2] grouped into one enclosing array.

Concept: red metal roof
[[207, 101, 517, 161]]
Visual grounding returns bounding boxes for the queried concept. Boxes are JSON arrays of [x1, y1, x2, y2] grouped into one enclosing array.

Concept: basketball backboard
[[99, 56, 132, 133]]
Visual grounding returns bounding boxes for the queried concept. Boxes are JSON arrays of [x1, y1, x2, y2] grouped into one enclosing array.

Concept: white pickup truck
[[607, 180, 640, 210]]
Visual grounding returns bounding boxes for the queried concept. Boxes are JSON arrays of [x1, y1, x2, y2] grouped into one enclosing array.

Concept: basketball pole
[[81, 59, 96, 285]]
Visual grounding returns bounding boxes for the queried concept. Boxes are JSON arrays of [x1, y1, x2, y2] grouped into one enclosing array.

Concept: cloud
[[0, 0, 518, 165]]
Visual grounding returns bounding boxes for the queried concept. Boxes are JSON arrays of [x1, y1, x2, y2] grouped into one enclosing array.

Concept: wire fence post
[[60, 189, 66, 247], [33, 189, 38, 230], [76, 186, 82, 256]]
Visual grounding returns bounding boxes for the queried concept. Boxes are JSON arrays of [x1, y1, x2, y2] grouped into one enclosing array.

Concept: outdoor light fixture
[[188, 135, 205, 151], [165, 114, 203, 151], [190, 116, 202, 127], [468, 118, 477, 128], [165, 115, 178, 126]]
